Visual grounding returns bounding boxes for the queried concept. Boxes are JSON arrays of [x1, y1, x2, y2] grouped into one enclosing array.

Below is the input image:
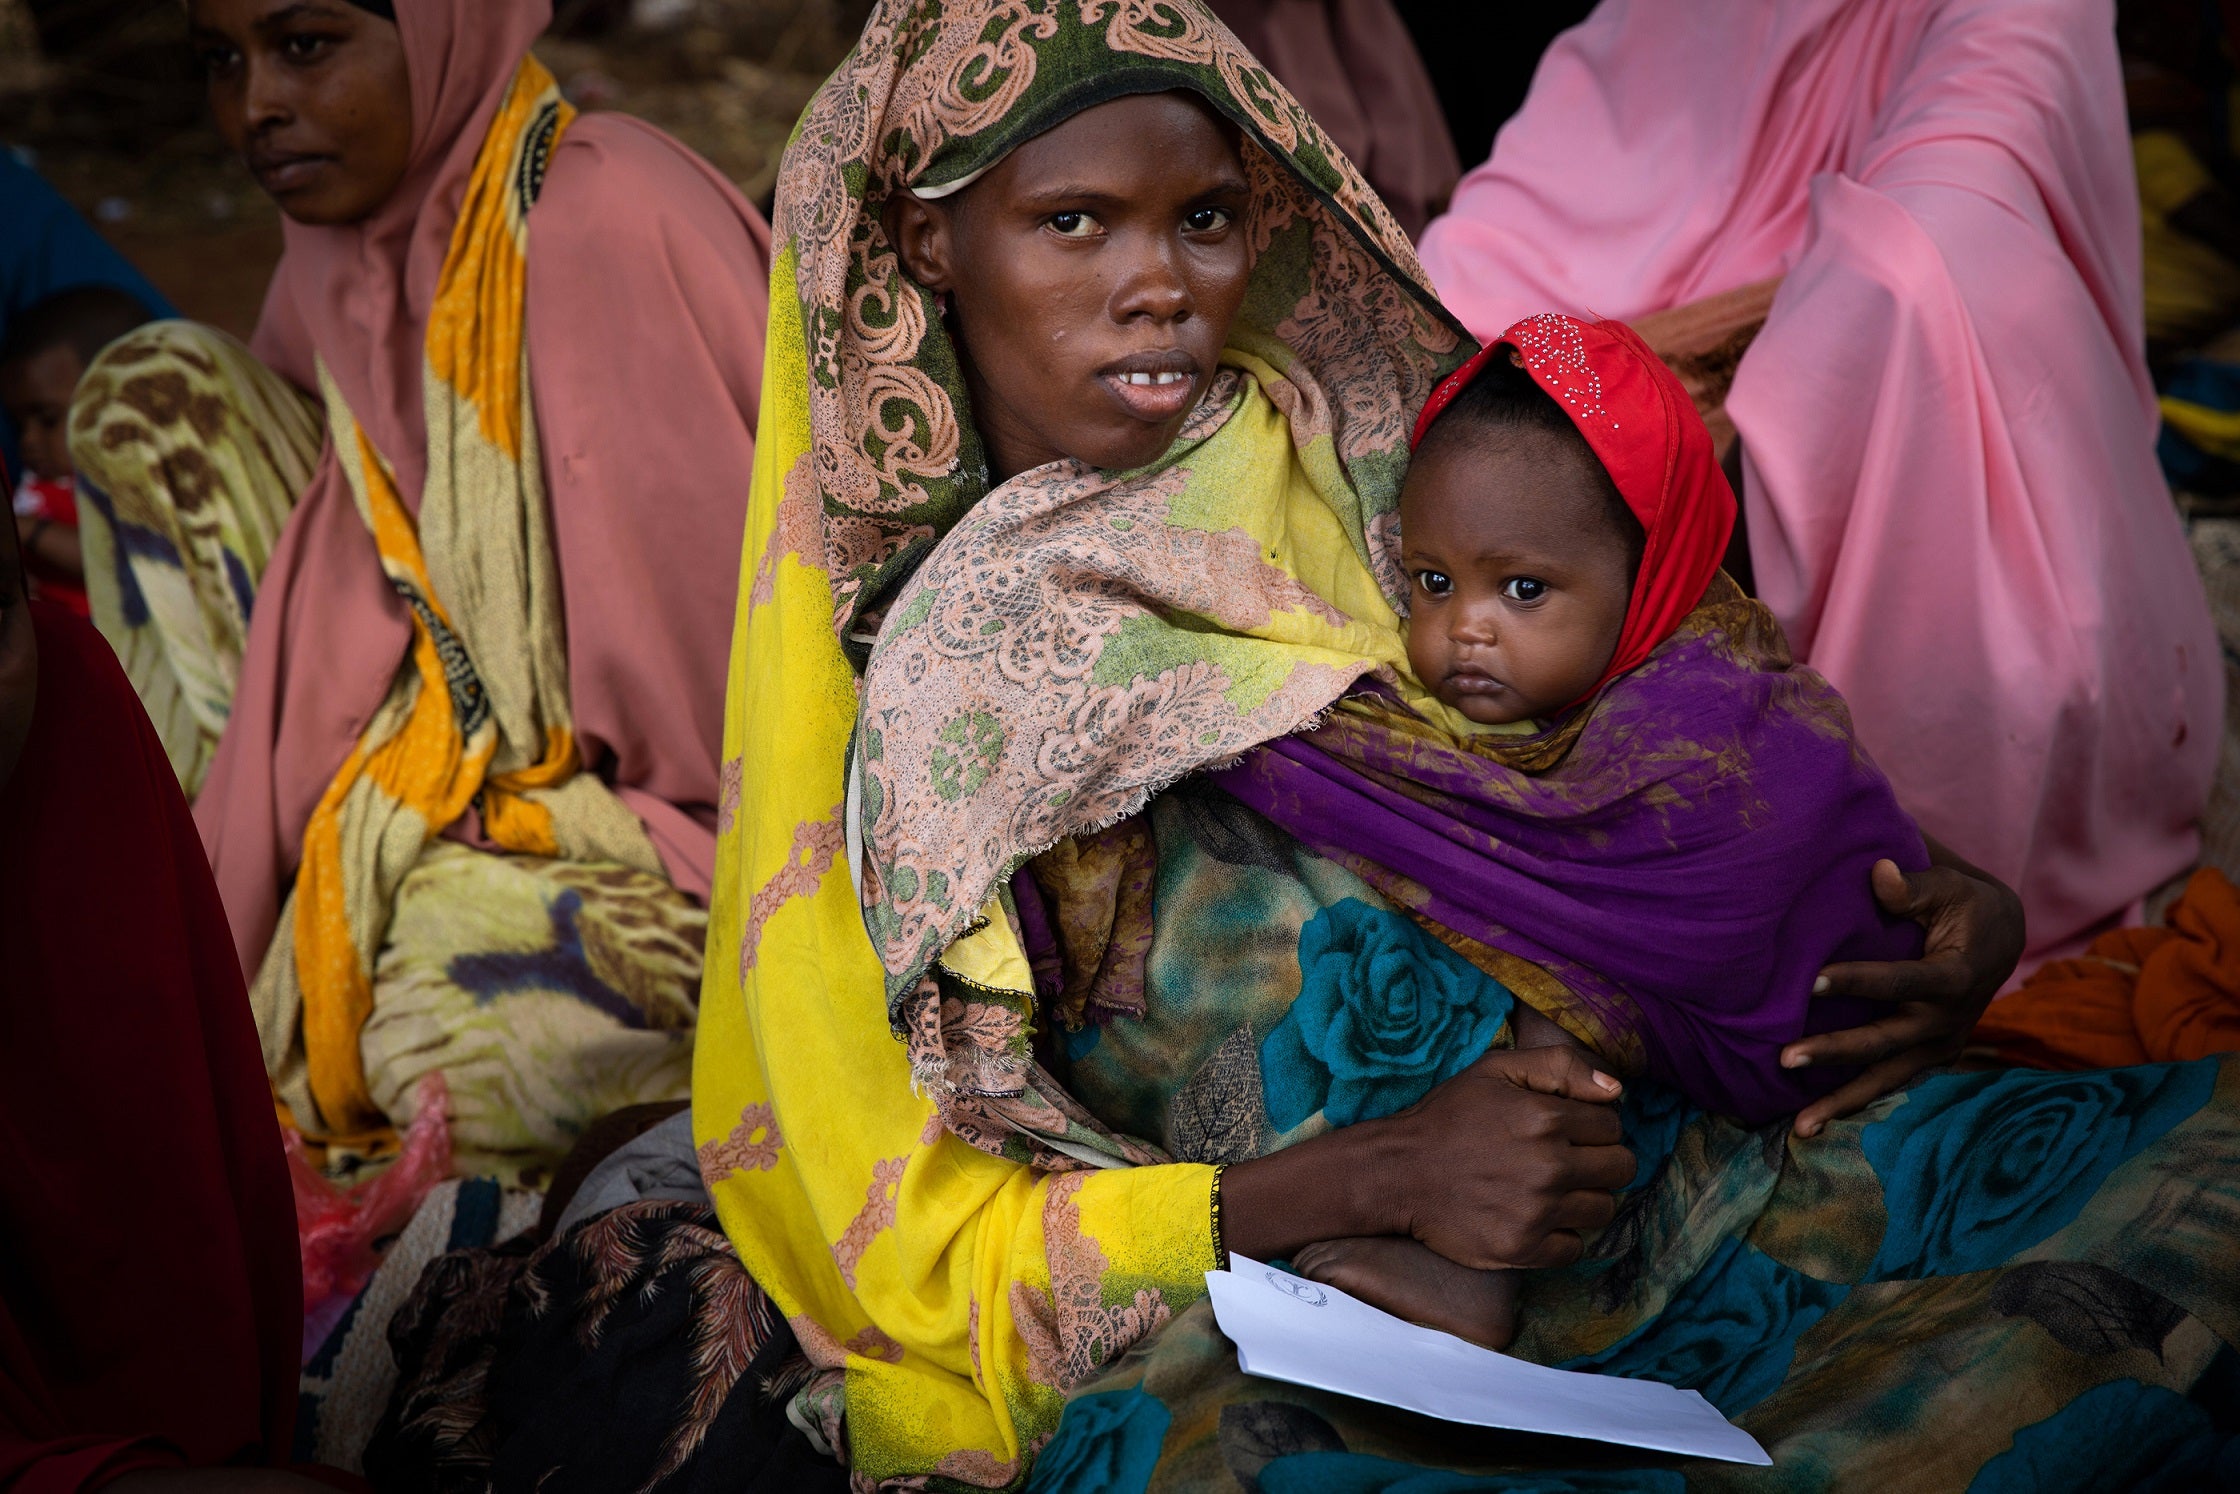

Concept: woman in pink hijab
[[1417, 0, 2220, 973], [67, 0, 770, 1179]]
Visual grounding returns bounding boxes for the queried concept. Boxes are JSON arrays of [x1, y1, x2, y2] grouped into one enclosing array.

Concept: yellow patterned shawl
[[258, 58, 665, 1151], [693, 2, 1473, 1483]]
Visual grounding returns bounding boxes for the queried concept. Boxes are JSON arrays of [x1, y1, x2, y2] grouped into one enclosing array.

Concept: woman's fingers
[[1559, 1106, 1630, 1155], [1477, 1042, 1624, 1102], [1546, 1187, 1621, 1235], [1788, 853, 2024, 1090], [1790, 1045, 1946, 1137], [1813, 860, 2024, 1008], [1553, 1100, 1627, 1148], [1513, 1229, 1587, 1271], [1867, 855, 1915, 913], [1811, 947, 1970, 1007], [1558, 1141, 1639, 1194], [1781, 1007, 1937, 1071]]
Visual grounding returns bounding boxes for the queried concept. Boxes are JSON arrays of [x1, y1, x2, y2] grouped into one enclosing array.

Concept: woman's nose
[[1112, 240, 1193, 325], [242, 59, 295, 133]]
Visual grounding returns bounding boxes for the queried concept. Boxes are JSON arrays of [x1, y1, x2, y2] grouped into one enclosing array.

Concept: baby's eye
[[1183, 206, 1234, 233], [1501, 577, 1548, 603], [1413, 569, 1452, 598], [1047, 211, 1101, 238]]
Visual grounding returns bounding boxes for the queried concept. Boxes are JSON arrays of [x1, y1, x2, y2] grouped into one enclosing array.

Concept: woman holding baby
[[674, 2, 2240, 1488], [48, 0, 2238, 1487]]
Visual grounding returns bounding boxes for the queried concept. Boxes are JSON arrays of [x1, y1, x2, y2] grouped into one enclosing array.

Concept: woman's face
[[189, 0, 414, 226], [888, 91, 1253, 480], [0, 507, 38, 794]]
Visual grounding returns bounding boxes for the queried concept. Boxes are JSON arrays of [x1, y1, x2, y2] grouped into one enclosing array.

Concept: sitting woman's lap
[[1046, 1056, 2240, 1491], [389, 778, 2240, 1485], [66, 323, 703, 1180], [1020, 789, 2240, 1486]]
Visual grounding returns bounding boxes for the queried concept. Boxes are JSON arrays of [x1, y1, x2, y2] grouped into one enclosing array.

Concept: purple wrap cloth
[[1211, 581, 1926, 1124]]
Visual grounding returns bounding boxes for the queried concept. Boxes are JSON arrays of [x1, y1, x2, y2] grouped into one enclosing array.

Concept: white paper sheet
[[1207, 1256, 1771, 1467]]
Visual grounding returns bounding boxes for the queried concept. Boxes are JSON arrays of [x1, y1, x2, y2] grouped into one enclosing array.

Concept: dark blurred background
[[0, 0, 1601, 338], [0, 0, 881, 335]]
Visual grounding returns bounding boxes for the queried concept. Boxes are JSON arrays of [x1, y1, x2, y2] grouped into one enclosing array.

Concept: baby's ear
[[883, 191, 955, 293]]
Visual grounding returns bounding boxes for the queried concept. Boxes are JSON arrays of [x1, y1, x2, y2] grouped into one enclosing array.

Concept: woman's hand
[[1779, 840, 2026, 1138], [1220, 1045, 1634, 1272], [1385, 1046, 1636, 1269]]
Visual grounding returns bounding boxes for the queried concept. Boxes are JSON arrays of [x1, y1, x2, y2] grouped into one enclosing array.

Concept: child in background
[[0, 286, 153, 616]]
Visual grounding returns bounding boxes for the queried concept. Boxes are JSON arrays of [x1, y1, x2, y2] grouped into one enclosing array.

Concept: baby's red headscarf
[[1409, 312, 1738, 703]]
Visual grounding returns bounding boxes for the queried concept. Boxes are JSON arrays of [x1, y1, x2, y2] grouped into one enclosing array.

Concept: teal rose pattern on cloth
[[1260, 899, 1513, 1130], [1028, 781, 2240, 1490]]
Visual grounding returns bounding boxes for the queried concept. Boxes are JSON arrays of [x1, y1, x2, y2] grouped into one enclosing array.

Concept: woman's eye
[[1184, 206, 1234, 233], [280, 32, 337, 63], [1047, 211, 1101, 238], [1502, 577, 1549, 602], [1414, 570, 1452, 597], [197, 44, 242, 76]]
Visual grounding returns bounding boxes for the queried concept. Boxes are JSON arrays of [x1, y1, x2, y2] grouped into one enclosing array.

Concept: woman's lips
[[1098, 348, 1202, 423], [249, 154, 334, 196], [1100, 368, 1198, 422]]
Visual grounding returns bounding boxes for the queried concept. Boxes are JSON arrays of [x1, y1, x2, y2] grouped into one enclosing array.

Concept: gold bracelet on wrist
[[1209, 1163, 1229, 1271]]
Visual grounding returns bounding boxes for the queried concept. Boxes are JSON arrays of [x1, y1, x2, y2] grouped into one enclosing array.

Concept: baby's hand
[[1511, 1004, 1588, 1054], [1290, 1236, 1521, 1350]]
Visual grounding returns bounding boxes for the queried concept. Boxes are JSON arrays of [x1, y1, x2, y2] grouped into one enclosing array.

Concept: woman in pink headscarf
[[1417, 0, 2220, 973], [66, 0, 770, 1179]]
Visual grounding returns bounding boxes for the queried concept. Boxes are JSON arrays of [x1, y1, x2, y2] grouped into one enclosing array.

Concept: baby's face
[[0, 345, 84, 484], [1399, 425, 1635, 725]]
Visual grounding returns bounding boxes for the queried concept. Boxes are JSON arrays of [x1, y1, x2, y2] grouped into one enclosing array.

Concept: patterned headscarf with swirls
[[771, 0, 1467, 651]]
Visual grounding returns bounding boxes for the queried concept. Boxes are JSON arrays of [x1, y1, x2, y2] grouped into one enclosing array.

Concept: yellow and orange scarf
[[262, 59, 664, 1152]]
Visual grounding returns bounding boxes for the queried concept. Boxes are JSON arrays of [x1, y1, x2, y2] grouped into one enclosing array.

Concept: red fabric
[[1410, 312, 1738, 703], [11, 477, 86, 618], [14, 478, 76, 529], [0, 603, 302, 1491]]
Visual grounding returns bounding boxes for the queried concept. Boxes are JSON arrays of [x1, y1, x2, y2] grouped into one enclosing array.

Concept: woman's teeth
[[1121, 372, 1188, 385]]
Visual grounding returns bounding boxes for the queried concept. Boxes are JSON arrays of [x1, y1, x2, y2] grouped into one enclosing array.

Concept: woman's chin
[[274, 193, 383, 228], [262, 170, 400, 228], [1066, 416, 1192, 474]]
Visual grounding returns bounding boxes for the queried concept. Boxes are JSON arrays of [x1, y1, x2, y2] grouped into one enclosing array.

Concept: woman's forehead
[[952, 90, 1244, 205], [187, 0, 361, 31]]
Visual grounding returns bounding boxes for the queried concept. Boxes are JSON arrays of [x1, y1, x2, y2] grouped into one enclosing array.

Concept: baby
[[1, 285, 153, 617], [1265, 312, 1931, 1343], [1400, 324, 1679, 1059]]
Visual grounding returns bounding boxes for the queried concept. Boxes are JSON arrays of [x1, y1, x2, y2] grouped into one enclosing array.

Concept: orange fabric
[[1971, 869, 2240, 1069]]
